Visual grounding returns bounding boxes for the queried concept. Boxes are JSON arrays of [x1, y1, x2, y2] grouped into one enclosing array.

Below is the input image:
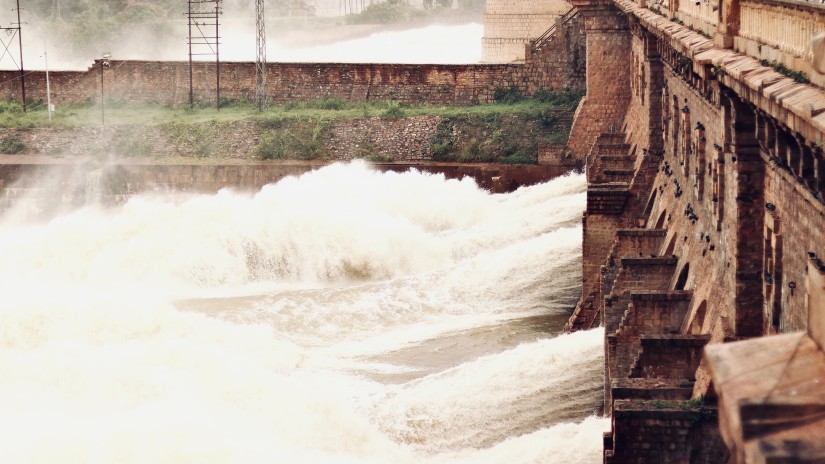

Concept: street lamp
[[100, 52, 111, 125]]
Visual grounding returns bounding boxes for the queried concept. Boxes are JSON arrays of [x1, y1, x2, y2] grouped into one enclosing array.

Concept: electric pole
[[255, 0, 267, 111]]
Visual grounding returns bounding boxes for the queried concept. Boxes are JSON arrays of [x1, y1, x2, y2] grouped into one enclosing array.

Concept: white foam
[[0, 163, 602, 463]]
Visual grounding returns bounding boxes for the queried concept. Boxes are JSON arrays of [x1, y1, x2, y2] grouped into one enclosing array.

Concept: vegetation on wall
[[0, 134, 26, 154], [431, 89, 582, 164], [0, 88, 584, 164]]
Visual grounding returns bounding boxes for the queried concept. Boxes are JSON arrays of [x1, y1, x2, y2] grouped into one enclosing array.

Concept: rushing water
[[0, 162, 606, 463]]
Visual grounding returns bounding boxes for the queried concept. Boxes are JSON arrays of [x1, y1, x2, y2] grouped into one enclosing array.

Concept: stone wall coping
[[743, 0, 825, 13], [614, 0, 825, 143], [620, 256, 679, 265], [613, 399, 709, 417], [705, 332, 825, 462], [589, 184, 631, 192], [97, 59, 524, 70], [629, 290, 694, 301], [639, 334, 712, 345], [617, 228, 668, 236], [612, 378, 694, 388]]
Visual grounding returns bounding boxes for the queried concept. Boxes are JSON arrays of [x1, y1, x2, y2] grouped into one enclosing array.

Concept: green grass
[[0, 90, 584, 164], [0, 94, 581, 129]]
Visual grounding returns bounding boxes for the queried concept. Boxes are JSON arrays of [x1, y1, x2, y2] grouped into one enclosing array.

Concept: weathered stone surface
[[706, 333, 825, 464]]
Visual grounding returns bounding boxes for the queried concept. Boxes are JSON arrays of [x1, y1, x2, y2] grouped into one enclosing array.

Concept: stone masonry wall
[[0, 110, 574, 163], [481, 0, 571, 62], [567, 5, 632, 160], [0, 61, 530, 108], [524, 14, 587, 92]]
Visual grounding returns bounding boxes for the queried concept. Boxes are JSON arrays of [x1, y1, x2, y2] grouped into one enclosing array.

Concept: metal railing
[[530, 7, 579, 53]]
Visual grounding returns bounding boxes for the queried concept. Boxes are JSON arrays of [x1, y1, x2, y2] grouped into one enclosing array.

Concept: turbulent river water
[[0, 162, 606, 463]]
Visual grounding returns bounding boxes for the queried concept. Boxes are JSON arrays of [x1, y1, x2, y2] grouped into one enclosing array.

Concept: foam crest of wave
[[367, 329, 605, 451], [0, 163, 584, 297]]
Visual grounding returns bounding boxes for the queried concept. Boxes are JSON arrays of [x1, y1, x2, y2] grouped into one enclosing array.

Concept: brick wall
[[0, 61, 532, 108]]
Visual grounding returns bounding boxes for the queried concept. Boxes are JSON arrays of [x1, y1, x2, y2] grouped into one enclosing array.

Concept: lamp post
[[100, 52, 111, 125]]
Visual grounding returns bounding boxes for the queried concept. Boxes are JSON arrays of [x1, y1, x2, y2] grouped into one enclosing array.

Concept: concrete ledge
[[629, 290, 693, 301], [620, 256, 679, 266], [705, 332, 825, 463], [617, 228, 667, 237], [612, 378, 694, 401]]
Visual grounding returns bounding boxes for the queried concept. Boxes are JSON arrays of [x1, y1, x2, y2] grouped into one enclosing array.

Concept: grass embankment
[[0, 89, 583, 164]]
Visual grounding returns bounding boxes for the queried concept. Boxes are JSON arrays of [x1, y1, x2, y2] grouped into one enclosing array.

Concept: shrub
[[532, 88, 585, 106], [0, 135, 25, 153], [0, 101, 23, 114], [305, 97, 347, 111], [257, 118, 328, 160], [381, 101, 406, 119], [493, 86, 525, 104], [114, 135, 152, 156]]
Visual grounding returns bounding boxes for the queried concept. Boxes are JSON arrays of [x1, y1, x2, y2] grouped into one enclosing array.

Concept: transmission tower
[[186, 0, 222, 110], [0, 0, 26, 112], [255, 0, 267, 110]]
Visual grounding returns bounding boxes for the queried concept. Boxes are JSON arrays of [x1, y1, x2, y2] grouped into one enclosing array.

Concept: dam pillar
[[723, 92, 766, 338], [567, 0, 632, 160]]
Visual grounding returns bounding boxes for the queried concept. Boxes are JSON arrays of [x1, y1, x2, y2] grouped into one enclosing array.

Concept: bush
[[0, 135, 25, 153], [305, 97, 348, 111], [532, 88, 586, 106], [114, 136, 152, 156], [0, 101, 23, 114], [257, 118, 328, 160], [381, 101, 406, 119], [493, 86, 526, 104], [500, 152, 536, 165]]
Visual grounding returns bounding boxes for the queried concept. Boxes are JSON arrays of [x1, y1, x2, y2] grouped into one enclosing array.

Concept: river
[[0, 161, 605, 463]]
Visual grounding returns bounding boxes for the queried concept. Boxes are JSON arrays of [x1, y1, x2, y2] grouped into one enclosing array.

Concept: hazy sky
[[0, 17, 483, 70]]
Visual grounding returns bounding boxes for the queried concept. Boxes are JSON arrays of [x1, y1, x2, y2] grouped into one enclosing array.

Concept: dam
[[1, 0, 825, 462]]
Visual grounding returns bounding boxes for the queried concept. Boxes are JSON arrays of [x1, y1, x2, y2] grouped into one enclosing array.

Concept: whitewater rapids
[[0, 162, 606, 463]]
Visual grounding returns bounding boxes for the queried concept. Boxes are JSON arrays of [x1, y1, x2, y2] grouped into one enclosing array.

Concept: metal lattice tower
[[186, 0, 222, 110], [0, 0, 26, 112], [255, 0, 267, 111]]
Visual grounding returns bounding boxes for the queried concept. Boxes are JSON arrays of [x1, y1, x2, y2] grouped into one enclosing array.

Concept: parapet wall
[[0, 61, 531, 108]]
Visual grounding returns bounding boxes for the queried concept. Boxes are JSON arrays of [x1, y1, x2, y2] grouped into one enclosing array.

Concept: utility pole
[[186, 0, 222, 110], [44, 40, 51, 120], [100, 52, 110, 125], [255, 0, 267, 111], [15, 0, 24, 112]]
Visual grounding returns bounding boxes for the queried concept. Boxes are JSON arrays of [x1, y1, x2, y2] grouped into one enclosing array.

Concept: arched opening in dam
[[0, 162, 607, 463]]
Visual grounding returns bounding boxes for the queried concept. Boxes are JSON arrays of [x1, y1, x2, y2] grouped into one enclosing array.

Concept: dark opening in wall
[[644, 190, 658, 223], [688, 300, 707, 334], [664, 233, 678, 256], [655, 209, 668, 229], [675, 262, 690, 290]]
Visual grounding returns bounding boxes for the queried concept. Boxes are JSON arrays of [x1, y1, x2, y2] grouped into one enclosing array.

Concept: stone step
[[587, 186, 629, 214], [632, 334, 711, 380], [611, 378, 694, 402]]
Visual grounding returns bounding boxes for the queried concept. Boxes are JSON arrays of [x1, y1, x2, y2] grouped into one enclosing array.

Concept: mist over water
[[5, 19, 483, 71], [0, 162, 606, 463]]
